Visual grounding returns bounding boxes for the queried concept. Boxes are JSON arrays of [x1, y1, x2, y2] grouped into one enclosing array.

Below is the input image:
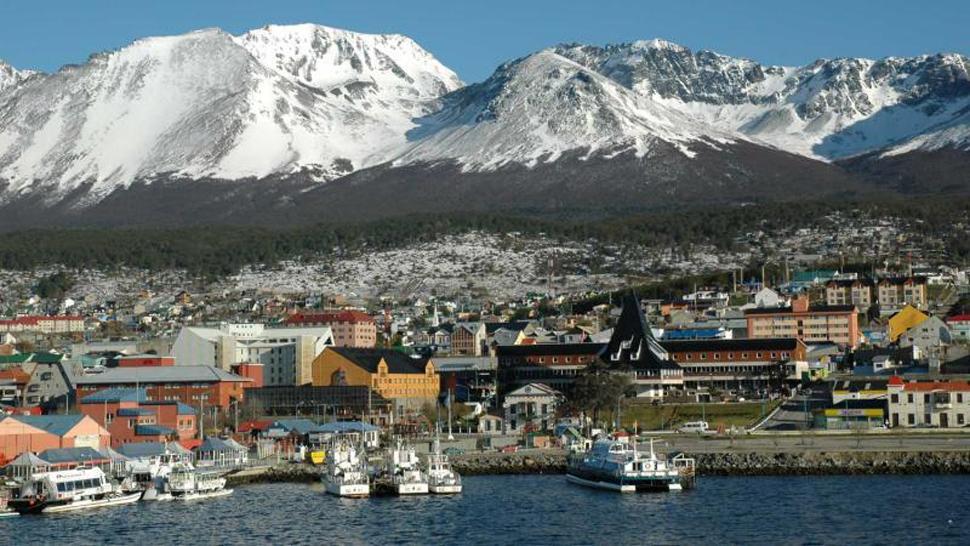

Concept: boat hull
[[174, 489, 233, 501], [325, 482, 370, 498], [395, 483, 429, 495], [11, 492, 143, 514], [566, 471, 683, 493], [429, 484, 462, 494]]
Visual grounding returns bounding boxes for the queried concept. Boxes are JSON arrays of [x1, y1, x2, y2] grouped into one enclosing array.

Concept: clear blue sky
[[1, 0, 967, 82]]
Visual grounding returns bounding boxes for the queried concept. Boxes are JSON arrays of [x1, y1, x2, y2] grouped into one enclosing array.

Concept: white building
[[172, 323, 334, 386], [502, 383, 562, 434]]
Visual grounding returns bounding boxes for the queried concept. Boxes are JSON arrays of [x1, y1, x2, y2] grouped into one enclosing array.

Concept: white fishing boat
[[166, 465, 232, 501], [0, 491, 19, 517], [425, 438, 462, 494], [8, 467, 141, 514], [566, 437, 695, 493], [379, 440, 429, 495], [322, 442, 370, 498]]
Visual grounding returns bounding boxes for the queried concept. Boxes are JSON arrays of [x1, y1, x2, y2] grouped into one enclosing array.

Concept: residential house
[[825, 279, 874, 309], [887, 305, 929, 343], [451, 322, 487, 356], [945, 314, 970, 341], [898, 316, 952, 354], [878, 277, 928, 311]]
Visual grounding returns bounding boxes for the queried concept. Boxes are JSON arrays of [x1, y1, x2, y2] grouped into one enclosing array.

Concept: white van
[[677, 421, 710, 434]]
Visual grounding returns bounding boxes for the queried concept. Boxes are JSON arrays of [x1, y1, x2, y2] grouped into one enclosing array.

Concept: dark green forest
[[0, 197, 967, 277]]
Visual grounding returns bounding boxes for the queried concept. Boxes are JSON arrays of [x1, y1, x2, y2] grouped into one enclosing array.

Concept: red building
[[285, 310, 377, 348], [117, 355, 175, 367], [74, 366, 252, 412], [79, 387, 197, 448]]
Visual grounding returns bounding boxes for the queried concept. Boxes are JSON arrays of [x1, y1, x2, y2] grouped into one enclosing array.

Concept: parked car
[[677, 421, 710, 434], [443, 447, 465, 456], [499, 445, 519, 453]]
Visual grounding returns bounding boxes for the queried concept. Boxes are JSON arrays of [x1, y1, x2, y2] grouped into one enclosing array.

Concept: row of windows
[[673, 351, 790, 362], [895, 413, 966, 425], [56, 478, 103, 492], [892, 393, 966, 404]]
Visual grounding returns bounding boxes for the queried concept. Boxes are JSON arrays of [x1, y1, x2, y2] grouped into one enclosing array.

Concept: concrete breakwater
[[451, 450, 970, 476], [226, 464, 320, 486]]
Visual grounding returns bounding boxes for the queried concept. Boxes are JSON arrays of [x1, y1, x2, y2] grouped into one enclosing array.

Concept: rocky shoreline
[[450, 450, 970, 477], [224, 450, 970, 486]]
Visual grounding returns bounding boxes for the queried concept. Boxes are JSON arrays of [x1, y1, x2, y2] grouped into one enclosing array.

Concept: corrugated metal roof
[[313, 421, 379, 433], [37, 446, 107, 464], [135, 424, 175, 436], [6, 414, 85, 437], [80, 387, 148, 404], [75, 365, 250, 385], [118, 408, 156, 417]]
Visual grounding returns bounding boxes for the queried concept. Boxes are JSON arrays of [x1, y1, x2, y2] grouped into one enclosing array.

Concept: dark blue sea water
[[3, 475, 969, 545]]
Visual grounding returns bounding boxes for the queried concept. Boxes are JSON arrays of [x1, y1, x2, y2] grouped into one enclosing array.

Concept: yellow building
[[887, 305, 929, 342], [311, 347, 439, 408]]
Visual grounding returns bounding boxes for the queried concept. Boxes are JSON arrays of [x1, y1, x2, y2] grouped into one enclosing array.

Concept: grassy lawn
[[621, 400, 781, 431]]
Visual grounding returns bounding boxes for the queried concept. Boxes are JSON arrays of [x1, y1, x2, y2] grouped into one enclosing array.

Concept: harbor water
[[3, 475, 970, 545]]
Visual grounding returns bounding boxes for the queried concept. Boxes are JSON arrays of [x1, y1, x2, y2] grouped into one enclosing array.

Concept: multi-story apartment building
[[887, 376, 970, 428], [496, 343, 606, 393], [285, 310, 377, 348], [172, 323, 334, 386], [745, 296, 859, 348], [877, 277, 928, 310], [825, 279, 875, 309], [310, 347, 439, 412]]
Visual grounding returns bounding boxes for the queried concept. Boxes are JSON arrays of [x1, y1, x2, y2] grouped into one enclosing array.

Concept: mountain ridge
[[0, 25, 967, 229]]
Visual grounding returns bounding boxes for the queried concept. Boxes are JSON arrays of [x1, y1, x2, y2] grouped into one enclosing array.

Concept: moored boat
[[8, 467, 142, 514], [566, 437, 695, 493], [322, 442, 370, 498], [377, 440, 429, 495], [425, 438, 462, 494], [166, 465, 232, 501]]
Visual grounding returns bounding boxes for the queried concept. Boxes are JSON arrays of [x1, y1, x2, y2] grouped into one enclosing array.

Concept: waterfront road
[[651, 432, 970, 453], [758, 384, 832, 431]]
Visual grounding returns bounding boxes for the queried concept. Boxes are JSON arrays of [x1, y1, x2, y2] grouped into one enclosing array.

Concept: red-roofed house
[[888, 378, 970, 428], [286, 310, 377, 348], [945, 315, 970, 341]]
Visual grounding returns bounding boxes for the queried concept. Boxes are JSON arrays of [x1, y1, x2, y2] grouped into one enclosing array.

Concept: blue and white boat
[[566, 437, 695, 493]]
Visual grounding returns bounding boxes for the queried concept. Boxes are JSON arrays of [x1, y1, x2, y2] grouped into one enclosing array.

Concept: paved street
[[650, 432, 970, 453], [755, 383, 832, 431]]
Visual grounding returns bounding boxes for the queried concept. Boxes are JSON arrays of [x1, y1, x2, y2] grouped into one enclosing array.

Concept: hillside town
[[0, 240, 968, 479]]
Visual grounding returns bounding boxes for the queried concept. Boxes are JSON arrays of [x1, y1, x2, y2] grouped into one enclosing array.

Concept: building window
[[959, 414, 966, 426], [924, 414, 931, 425], [890, 394, 898, 403], [907, 394, 914, 403], [908, 414, 915, 425], [959, 394, 964, 404]]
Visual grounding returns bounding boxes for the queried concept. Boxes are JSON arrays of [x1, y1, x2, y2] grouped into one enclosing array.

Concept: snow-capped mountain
[[393, 49, 733, 170], [0, 26, 967, 228], [555, 42, 970, 159], [0, 60, 33, 93], [0, 25, 460, 204]]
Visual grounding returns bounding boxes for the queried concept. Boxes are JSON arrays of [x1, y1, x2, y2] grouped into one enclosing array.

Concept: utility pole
[[447, 389, 454, 441]]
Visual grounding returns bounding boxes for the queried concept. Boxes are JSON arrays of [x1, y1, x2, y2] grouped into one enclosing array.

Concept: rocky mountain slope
[[0, 26, 966, 229]]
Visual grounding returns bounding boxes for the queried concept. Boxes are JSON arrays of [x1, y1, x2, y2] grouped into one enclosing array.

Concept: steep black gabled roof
[[603, 295, 677, 371], [331, 348, 428, 374]]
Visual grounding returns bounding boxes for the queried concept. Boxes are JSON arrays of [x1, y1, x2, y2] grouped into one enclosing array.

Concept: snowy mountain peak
[[394, 48, 727, 170], [0, 59, 35, 93], [629, 38, 687, 52]]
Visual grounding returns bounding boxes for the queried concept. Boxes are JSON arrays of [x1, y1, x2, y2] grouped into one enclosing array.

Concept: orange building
[[0, 414, 110, 461], [311, 348, 438, 409], [745, 296, 859, 348]]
